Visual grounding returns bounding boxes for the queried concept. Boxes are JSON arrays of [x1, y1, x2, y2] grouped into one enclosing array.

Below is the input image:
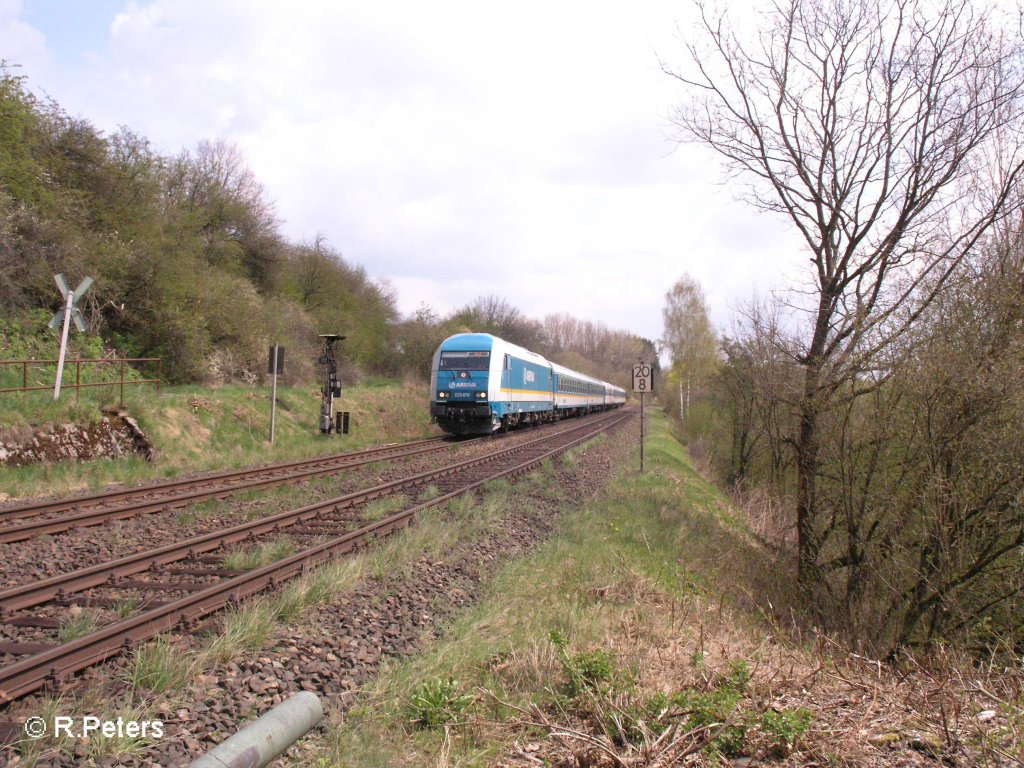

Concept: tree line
[[395, 295, 656, 390], [661, 0, 1024, 655], [0, 67, 651, 386]]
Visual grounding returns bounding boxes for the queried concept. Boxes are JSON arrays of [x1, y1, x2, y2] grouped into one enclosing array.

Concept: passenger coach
[[430, 333, 626, 435]]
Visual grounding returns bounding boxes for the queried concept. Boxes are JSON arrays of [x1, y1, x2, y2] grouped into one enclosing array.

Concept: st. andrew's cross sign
[[49, 274, 93, 399]]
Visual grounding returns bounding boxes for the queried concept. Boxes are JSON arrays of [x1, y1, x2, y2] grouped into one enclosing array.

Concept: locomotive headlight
[[477, 391, 487, 398], [438, 391, 447, 399]]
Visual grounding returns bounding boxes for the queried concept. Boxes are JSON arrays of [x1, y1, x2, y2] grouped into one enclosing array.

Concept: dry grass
[[727, 479, 797, 555], [312, 410, 1024, 768], [481, 565, 1024, 768]]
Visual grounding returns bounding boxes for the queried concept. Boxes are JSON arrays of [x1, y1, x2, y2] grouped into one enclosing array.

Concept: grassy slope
[[309, 408, 1022, 768], [4, 395, 1020, 765], [0, 380, 438, 500]]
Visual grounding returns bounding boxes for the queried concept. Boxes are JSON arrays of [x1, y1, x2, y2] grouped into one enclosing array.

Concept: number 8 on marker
[[632, 363, 652, 393]]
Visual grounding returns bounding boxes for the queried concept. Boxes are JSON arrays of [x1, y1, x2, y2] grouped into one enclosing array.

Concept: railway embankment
[[2, 406, 1020, 766], [306, 409, 1022, 768], [0, 415, 147, 468], [0, 380, 436, 502], [2, 411, 631, 765]]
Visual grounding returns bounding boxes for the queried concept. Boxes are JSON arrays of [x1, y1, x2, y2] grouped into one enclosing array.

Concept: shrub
[[549, 631, 622, 697], [758, 707, 813, 757], [407, 679, 475, 729]]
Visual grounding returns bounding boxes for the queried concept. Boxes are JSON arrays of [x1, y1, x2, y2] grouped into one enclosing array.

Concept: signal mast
[[318, 334, 346, 434]]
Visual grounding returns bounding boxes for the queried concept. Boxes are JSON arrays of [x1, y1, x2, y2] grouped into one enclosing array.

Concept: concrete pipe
[[190, 691, 324, 768]]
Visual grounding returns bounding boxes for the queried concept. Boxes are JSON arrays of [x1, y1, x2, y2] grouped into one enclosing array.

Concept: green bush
[[674, 687, 746, 757], [406, 679, 475, 729], [758, 707, 813, 757], [549, 631, 622, 697]]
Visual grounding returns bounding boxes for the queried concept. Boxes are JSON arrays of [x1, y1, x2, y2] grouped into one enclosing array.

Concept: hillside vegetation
[[0, 68, 653, 392], [0, 380, 435, 502], [0, 67, 393, 384]]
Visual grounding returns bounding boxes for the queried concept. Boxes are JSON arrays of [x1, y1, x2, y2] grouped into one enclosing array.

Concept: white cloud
[[9, 0, 810, 345], [0, 0, 48, 75]]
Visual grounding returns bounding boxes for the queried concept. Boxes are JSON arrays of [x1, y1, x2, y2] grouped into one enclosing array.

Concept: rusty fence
[[0, 358, 162, 405]]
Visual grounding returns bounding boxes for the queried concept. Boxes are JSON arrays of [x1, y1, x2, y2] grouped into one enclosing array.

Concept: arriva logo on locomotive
[[448, 381, 478, 389]]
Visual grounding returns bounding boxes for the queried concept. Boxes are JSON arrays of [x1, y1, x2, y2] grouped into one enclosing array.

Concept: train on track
[[430, 333, 626, 435]]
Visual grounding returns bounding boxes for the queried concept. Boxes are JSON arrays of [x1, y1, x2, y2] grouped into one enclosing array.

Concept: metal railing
[[0, 357, 162, 405]]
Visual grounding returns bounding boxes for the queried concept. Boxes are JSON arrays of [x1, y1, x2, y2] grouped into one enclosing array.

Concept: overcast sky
[[1, 0, 806, 344]]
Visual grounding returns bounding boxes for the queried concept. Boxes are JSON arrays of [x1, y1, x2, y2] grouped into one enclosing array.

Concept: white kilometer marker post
[[632, 361, 653, 472], [49, 274, 93, 401]]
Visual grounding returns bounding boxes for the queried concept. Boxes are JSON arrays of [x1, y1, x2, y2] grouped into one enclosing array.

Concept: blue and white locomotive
[[429, 333, 626, 435]]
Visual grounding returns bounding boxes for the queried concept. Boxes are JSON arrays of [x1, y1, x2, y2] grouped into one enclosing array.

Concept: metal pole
[[640, 392, 645, 473], [53, 292, 73, 400], [190, 692, 323, 768], [270, 345, 279, 444]]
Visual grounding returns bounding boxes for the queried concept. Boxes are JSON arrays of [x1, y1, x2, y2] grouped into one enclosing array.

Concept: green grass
[[6, 407, 1011, 766], [270, 561, 354, 622], [13, 693, 164, 766], [201, 601, 281, 665], [69, 696, 161, 763], [112, 597, 139, 618], [5, 409, 817, 765], [222, 537, 299, 572], [0, 308, 151, 429], [124, 638, 194, 694], [419, 484, 442, 500], [15, 695, 74, 764], [361, 494, 409, 521], [406, 678, 475, 728], [200, 557, 371, 666], [0, 379, 440, 501], [307, 408, 794, 767], [560, 432, 607, 468], [57, 611, 99, 643], [107, 478, 531, 702]]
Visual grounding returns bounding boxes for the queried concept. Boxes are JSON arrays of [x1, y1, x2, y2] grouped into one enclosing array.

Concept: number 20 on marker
[[632, 364, 652, 393]]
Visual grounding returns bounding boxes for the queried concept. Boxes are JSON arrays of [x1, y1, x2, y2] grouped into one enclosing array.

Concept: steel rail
[[0, 413, 622, 614], [0, 410, 629, 705], [0, 438, 467, 543], [0, 436, 453, 524]]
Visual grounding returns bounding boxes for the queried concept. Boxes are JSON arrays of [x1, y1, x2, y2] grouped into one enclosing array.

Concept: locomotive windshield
[[439, 351, 491, 371]]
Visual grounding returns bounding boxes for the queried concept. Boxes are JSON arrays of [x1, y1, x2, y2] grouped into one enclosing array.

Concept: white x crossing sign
[[49, 274, 92, 332], [50, 273, 93, 400]]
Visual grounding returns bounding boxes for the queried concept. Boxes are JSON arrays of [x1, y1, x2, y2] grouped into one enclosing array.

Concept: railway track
[[0, 436, 472, 543], [0, 409, 630, 705]]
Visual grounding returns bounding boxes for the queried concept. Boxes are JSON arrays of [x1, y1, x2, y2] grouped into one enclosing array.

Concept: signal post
[[632, 361, 652, 472]]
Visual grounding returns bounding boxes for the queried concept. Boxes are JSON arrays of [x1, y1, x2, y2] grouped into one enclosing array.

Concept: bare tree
[[290, 234, 334, 310], [664, 0, 1024, 591], [449, 295, 545, 349], [715, 297, 802, 489], [165, 138, 280, 287], [541, 312, 656, 388]]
